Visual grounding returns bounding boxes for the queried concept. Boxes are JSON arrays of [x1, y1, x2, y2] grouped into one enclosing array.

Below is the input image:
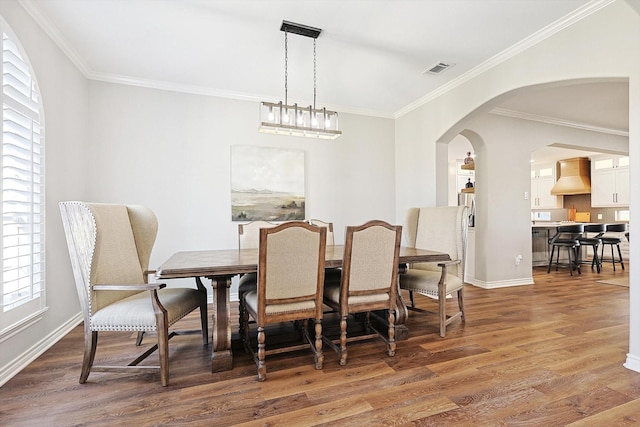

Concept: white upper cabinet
[[591, 155, 629, 207], [531, 164, 559, 209]]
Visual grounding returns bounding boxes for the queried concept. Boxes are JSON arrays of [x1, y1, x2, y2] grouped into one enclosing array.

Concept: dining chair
[[240, 221, 327, 381], [59, 201, 208, 386], [237, 220, 278, 336], [399, 206, 468, 338], [322, 220, 402, 365], [307, 218, 342, 286]]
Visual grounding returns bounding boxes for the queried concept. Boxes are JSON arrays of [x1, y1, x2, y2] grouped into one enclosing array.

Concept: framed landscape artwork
[[230, 145, 305, 221]]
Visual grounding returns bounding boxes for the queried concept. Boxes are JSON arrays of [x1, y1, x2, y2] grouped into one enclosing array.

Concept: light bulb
[[282, 112, 289, 123], [311, 114, 318, 127], [267, 106, 274, 121], [297, 112, 304, 125]]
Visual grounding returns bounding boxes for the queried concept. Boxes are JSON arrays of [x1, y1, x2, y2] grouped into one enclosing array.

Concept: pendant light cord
[[313, 38, 317, 110], [284, 31, 288, 106]]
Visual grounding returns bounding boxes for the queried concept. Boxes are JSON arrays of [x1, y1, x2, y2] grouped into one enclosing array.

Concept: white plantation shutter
[[1, 27, 45, 331]]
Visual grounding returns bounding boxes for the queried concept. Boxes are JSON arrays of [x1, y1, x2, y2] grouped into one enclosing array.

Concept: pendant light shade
[[259, 21, 342, 140]]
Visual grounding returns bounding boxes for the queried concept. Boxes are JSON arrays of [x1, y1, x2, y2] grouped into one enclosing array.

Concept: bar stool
[[577, 224, 605, 273], [547, 224, 583, 276], [600, 223, 627, 271]]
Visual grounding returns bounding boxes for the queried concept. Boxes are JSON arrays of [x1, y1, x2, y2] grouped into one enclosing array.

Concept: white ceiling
[[23, 0, 630, 162]]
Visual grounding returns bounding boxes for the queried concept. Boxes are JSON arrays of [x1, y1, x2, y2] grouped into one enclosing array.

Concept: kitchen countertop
[[531, 222, 595, 228]]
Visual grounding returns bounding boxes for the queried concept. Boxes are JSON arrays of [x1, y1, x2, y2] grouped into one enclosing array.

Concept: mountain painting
[[231, 145, 305, 221]]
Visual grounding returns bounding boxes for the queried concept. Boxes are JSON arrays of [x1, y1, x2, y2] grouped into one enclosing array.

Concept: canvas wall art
[[231, 145, 305, 221]]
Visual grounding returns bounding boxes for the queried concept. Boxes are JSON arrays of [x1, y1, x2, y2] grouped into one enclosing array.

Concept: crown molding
[[394, 0, 617, 118], [490, 107, 629, 137], [19, 0, 91, 76], [21, 0, 614, 122], [88, 71, 394, 119]]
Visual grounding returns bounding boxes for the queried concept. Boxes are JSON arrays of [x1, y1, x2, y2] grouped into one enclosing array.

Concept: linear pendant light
[[259, 20, 342, 140]]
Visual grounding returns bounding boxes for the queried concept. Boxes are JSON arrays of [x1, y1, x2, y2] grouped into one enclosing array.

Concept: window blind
[[1, 30, 45, 328]]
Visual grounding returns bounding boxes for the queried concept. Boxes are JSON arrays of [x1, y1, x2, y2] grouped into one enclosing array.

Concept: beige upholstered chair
[[307, 218, 342, 285], [59, 201, 208, 386], [241, 221, 326, 381], [237, 220, 278, 335], [323, 220, 402, 365], [399, 206, 468, 338]]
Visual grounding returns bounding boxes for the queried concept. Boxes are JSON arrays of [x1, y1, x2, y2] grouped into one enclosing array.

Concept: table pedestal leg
[[209, 275, 233, 372]]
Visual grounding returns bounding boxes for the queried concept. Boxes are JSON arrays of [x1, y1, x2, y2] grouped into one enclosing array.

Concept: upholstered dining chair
[[237, 220, 278, 335], [241, 221, 326, 381], [322, 220, 402, 365], [59, 201, 208, 386], [307, 218, 342, 286], [399, 206, 469, 338]]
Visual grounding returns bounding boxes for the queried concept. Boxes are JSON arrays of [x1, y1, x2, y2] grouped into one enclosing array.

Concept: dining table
[[156, 245, 450, 373]]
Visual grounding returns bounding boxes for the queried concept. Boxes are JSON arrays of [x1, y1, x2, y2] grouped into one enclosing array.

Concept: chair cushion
[[244, 290, 316, 315], [90, 288, 203, 331], [399, 269, 463, 297], [323, 282, 389, 306]]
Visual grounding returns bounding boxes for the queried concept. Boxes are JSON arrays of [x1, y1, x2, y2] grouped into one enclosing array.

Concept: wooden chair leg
[[458, 288, 465, 321], [156, 316, 169, 387], [257, 326, 266, 382], [200, 301, 209, 345], [439, 291, 446, 338], [387, 309, 396, 357], [195, 277, 209, 345], [339, 315, 348, 366], [80, 330, 98, 384], [314, 319, 323, 370], [136, 331, 144, 346]]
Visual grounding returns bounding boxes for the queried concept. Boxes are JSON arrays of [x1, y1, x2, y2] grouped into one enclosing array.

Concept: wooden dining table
[[156, 245, 450, 372]]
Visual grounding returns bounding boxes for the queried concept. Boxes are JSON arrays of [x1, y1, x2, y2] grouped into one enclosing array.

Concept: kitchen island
[[531, 222, 629, 267]]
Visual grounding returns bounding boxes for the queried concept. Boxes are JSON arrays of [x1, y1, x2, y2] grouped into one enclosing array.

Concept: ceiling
[[23, 0, 630, 161]]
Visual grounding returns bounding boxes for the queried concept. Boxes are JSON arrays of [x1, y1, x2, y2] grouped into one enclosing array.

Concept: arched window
[[0, 20, 45, 332]]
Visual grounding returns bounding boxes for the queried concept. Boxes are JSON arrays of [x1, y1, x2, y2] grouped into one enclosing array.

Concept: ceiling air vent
[[423, 61, 454, 75]]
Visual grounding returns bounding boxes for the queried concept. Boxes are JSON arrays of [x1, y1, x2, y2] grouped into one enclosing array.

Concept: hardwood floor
[[1, 265, 638, 426]]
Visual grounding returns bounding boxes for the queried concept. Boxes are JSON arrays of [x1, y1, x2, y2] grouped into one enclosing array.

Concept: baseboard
[[466, 277, 534, 289], [0, 312, 83, 387], [624, 353, 640, 373]]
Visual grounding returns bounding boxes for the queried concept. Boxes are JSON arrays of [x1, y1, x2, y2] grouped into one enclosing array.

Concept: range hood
[[550, 157, 591, 195]]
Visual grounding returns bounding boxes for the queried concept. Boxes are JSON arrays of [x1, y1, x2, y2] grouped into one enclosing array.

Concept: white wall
[[87, 81, 396, 280], [0, 0, 89, 383]]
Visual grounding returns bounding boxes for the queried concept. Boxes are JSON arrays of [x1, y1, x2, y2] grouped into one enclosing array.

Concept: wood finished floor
[[1, 265, 638, 426]]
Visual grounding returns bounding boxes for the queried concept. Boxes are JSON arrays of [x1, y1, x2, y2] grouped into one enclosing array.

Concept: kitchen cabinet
[[591, 155, 629, 207], [531, 164, 559, 209]]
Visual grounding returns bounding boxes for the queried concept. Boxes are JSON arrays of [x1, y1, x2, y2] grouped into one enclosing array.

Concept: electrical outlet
[[515, 254, 523, 266], [598, 213, 603, 220], [524, 191, 529, 200]]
